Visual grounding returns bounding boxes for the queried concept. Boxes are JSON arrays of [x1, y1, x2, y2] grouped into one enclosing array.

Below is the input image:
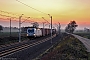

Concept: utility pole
[[58, 22, 61, 34], [19, 14, 23, 42], [18, 15, 30, 42], [10, 18, 11, 37], [43, 22, 45, 36], [49, 25, 50, 29], [48, 14, 53, 44], [51, 16, 52, 44], [19, 16, 21, 42]]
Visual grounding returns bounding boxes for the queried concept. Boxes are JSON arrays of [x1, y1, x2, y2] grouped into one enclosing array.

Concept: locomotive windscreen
[[28, 28, 34, 33]]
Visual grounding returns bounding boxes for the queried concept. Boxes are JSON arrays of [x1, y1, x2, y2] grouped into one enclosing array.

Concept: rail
[[0, 34, 56, 58]]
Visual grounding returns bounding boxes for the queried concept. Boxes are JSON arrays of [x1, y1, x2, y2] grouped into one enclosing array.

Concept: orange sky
[[0, 0, 90, 29]]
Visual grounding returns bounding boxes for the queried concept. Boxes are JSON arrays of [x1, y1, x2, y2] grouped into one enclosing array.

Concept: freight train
[[27, 27, 56, 38]]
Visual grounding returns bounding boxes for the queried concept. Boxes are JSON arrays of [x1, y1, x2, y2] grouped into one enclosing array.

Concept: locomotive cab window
[[28, 29, 34, 33]]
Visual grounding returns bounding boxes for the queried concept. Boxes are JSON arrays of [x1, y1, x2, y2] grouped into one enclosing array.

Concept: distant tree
[[32, 22, 39, 28], [65, 21, 78, 33], [0, 25, 3, 32]]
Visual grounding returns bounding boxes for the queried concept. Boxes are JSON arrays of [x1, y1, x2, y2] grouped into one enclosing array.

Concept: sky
[[0, 0, 90, 29]]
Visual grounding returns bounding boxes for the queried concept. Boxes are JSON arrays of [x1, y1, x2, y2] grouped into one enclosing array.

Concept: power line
[[0, 9, 50, 24], [30, 17, 50, 23], [0, 14, 36, 22], [16, 0, 48, 15], [0, 11, 51, 26], [0, 14, 29, 20], [0, 10, 30, 19], [0, 18, 19, 22], [42, 17, 50, 24], [0, 14, 35, 23], [0, 10, 20, 16], [0, 14, 19, 19]]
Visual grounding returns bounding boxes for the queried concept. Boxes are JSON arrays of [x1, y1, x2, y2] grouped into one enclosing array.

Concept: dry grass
[[41, 34, 88, 60]]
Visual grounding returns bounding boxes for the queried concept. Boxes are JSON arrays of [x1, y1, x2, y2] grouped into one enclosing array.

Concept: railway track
[[0, 34, 56, 58]]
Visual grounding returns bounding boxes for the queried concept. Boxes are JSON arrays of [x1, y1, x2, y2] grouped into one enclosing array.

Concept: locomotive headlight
[[27, 34, 28, 36], [34, 34, 35, 36]]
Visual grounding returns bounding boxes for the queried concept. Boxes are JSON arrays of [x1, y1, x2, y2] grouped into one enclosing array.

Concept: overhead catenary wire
[[0, 14, 18, 19], [0, 0, 52, 27], [0, 18, 19, 22], [0, 14, 38, 24], [0, 17, 37, 24], [0, 10, 20, 16], [0, 1, 50, 24], [0, 10, 29, 19], [0, 0, 52, 21], [16, 0, 48, 15], [0, 13, 51, 26], [0, 14, 31, 21], [42, 17, 50, 24]]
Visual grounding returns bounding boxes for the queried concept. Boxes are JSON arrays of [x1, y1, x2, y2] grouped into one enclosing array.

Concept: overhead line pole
[[19, 16, 21, 42], [51, 16, 52, 44], [19, 16, 30, 42], [43, 22, 45, 36], [48, 14, 53, 44], [10, 18, 11, 37], [19, 14, 23, 42], [58, 22, 61, 34]]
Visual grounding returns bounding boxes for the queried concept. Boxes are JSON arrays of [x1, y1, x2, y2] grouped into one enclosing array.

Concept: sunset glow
[[0, 0, 90, 29]]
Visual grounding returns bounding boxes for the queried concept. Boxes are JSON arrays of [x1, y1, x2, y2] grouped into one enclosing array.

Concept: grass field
[[0, 32, 19, 37], [0, 32, 28, 45], [89, 53, 90, 60], [0, 32, 27, 37], [40, 33, 88, 60], [74, 32, 90, 39]]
